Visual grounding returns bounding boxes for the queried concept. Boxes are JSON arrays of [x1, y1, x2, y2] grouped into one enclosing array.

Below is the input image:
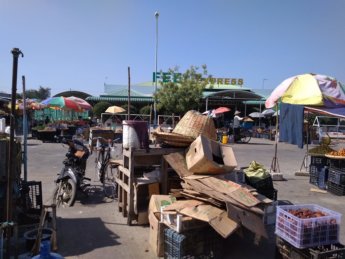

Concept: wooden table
[[116, 147, 184, 225]]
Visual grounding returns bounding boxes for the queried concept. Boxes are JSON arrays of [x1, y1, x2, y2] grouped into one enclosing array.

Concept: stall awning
[[203, 89, 264, 101]]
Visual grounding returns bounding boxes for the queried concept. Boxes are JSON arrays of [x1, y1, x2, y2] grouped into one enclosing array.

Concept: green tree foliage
[[139, 105, 152, 115], [155, 65, 211, 115], [93, 101, 111, 118], [121, 104, 137, 114], [25, 86, 51, 100]]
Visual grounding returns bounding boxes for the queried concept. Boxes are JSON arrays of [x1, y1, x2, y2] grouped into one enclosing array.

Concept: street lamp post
[[154, 11, 159, 127]]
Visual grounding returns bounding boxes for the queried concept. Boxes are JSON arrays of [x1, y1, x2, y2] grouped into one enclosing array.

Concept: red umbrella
[[213, 107, 231, 115], [67, 96, 92, 110]]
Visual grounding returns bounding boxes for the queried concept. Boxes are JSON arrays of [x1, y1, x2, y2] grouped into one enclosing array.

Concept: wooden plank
[[118, 166, 130, 177], [115, 180, 130, 193], [163, 152, 193, 178], [123, 147, 184, 157]]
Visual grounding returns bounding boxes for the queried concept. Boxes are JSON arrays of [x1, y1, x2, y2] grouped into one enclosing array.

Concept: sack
[[243, 161, 270, 183]]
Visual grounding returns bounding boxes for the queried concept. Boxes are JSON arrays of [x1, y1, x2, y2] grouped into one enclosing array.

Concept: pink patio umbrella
[[67, 96, 92, 110]]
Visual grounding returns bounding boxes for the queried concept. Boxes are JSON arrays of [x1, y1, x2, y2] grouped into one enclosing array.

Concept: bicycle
[[93, 137, 121, 199]]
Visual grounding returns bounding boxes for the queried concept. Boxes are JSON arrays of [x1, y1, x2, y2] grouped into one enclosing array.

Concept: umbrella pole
[[270, 103, 281, 175], [296, 109, 310, 176]]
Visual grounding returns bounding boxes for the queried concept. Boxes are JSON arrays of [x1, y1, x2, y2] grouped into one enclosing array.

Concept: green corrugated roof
[[87, 96, 153, 102]]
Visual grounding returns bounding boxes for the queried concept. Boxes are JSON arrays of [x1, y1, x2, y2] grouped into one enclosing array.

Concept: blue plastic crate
[[328, 168, 345, 185], [310, 156, 329, 167], [327, 182, 345, 196]]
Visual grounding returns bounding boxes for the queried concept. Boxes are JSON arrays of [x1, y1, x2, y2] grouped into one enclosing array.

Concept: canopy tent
[[265, 73, 345, 174]]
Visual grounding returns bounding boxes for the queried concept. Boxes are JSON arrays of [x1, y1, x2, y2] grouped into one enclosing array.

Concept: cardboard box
[[148, 195, 176, 257], [149, 195, 177, 219], [186, 135, 237, 174], [134, 180, 160, 225], [161, 204, 208, 233], [149, 212, 166, 257]]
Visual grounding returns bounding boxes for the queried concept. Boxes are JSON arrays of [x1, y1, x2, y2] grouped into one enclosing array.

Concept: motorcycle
[[53, 138, 90, 207]]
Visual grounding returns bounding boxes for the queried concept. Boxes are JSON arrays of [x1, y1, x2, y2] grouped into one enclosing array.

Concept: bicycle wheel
[[103, 162, 118, 199], [241, 130, 251, 143]]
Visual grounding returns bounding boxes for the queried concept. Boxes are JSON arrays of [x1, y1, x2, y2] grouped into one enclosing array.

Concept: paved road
[[17, 137, 345, 258]]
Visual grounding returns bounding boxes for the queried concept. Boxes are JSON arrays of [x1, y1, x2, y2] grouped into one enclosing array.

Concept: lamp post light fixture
[[153, 11, 159, 127]]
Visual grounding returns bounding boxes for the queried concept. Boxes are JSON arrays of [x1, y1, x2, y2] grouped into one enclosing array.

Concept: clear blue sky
[[1, 0, 345, 97]]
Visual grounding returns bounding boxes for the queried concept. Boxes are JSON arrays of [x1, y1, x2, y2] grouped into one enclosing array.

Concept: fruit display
[[288, 208, 326, 219], [308, 145, 335, 156], [275, 204, 341, 249], [326, 148, 345, 157]]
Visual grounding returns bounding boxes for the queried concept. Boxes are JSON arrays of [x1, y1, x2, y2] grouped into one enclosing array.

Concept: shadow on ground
[[57, 217, 121, 257]]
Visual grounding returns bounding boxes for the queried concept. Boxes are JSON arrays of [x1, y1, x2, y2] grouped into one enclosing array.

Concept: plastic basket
[[310, 156, 329, 167], [276, 236, 345, 259], [328, 168, 345, 185], [327, 182, 345, 196], [329, 159, 345, 171], [309, 167, 328, 190], [257, 188, 278, 201], [309, 165, 324, 176], [164, 227, 224, 259], [245, 175, 274, 190], [275, 204, 341, 249]]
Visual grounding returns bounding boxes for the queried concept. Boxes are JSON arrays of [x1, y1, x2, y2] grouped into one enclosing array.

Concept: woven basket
[[153, 110, 217, 147], [172, 110, 217, 140], [152, 128, 195, 147]]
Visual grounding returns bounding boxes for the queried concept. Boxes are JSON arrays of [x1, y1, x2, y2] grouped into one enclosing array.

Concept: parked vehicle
[[53, 138, 90, 207], [93, 137, 121, 199]]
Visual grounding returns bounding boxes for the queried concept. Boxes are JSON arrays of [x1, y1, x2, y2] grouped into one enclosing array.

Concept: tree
[[24, 86, 51, 100], [155, 65, 211, 115], [93, 101, 111, 118], [139, 105, 152, 115]]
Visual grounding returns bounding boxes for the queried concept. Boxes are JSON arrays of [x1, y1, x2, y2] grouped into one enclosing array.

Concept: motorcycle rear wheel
[[53, 178, 77, 207]]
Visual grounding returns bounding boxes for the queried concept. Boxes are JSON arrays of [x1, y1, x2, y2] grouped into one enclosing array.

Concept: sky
[[1, 0, 345, 97]]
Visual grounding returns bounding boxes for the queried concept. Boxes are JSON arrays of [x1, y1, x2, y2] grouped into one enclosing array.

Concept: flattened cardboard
[[209, 211, 239, 238], [162, 200, 204, 211], [179, 203, 239, 238], [184, 176, 260, 207], [186, 135, 237, 174]]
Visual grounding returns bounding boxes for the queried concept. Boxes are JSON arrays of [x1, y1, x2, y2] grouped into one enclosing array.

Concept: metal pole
[[128, 67, 131, 120], [22, 76, 28, 181], [6, 47, 23, 258], [153, 11, 159, 127]]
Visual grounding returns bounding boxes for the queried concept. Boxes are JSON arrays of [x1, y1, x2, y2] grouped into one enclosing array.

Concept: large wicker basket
[[172, 110, 217, 140], [153, 110, 217, 147]]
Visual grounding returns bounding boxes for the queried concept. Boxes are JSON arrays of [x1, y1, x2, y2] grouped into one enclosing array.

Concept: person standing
[[233, 110, 243, 142]]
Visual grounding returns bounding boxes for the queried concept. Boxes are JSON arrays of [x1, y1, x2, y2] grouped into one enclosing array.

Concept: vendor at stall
[[233, 110, 243, 141]]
